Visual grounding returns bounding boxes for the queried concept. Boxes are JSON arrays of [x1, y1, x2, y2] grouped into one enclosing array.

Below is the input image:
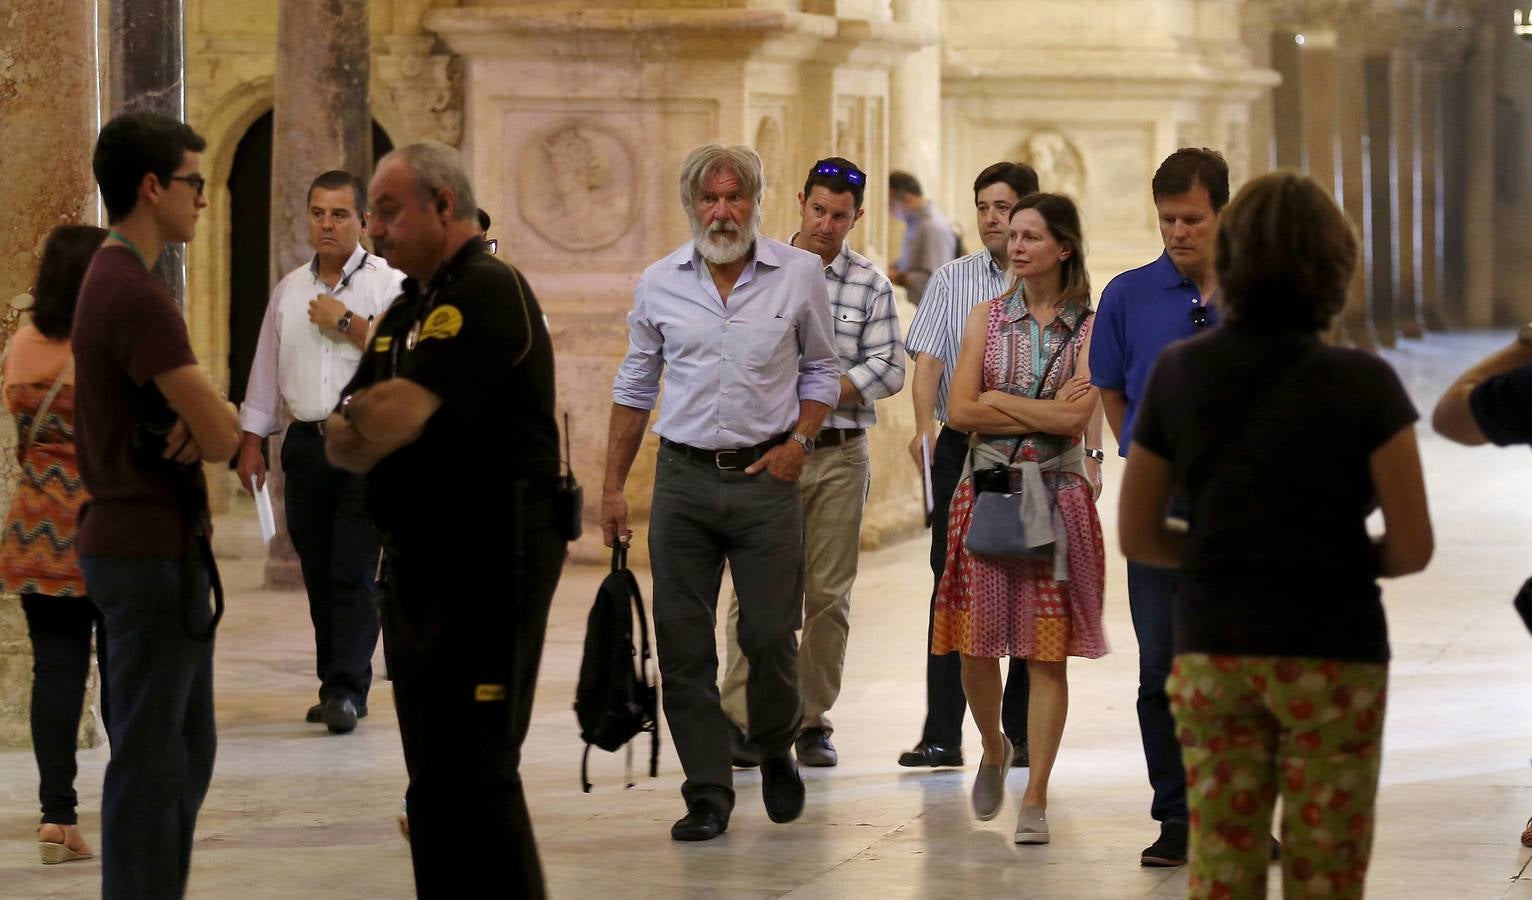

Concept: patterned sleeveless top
[[978, 286, 1093, 464]]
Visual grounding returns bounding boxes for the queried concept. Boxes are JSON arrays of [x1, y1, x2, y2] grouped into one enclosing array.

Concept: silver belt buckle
[[715, 449, 744, 470]]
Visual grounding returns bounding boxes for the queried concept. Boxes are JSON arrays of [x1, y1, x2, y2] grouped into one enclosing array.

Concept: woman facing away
[[935, 192, 1108, 844], [0, 224, 110, 865], [1118, 171, 1433, 899]]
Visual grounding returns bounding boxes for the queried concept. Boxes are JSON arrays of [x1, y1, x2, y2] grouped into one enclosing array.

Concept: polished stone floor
[[4, 330, 1532, 898]]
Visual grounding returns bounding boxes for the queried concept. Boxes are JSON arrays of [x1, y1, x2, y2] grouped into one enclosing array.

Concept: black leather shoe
[[760, 754, 805, 823], [897, 741, 964, 768], [308, 701, 367, 724], [729, 721, 762, 768], [670, 804, 728, 841], [795, 728, 837, 767], [1141, 820, 1188, 867], [324, 697, 359, 734], [1010, 738, 1030, 768]]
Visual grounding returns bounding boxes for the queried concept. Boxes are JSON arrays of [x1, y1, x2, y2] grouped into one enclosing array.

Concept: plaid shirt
[[798, 237, 906, 429]]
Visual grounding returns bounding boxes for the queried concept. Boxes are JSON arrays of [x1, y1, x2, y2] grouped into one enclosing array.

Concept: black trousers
[[920, 426, 1030, 748], [21, 593, 108, 826], [383, 505, 565, 900], [282, 423, 381, 706]]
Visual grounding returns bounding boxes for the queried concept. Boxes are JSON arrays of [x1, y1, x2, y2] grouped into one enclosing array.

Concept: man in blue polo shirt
[[1091, 147, 1226, 868]]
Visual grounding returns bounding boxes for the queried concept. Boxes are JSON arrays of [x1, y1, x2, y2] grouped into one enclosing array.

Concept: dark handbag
[[963, 312, 1088, 560]]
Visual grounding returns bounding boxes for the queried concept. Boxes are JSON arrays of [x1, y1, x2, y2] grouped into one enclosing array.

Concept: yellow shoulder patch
[[419, 305, 463, 343], [373, 336, 393, 352]]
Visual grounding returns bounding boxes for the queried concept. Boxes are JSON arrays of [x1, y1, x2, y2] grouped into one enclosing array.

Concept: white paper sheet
[[920, 435, 934, 517], [252, 477, 277, 543]]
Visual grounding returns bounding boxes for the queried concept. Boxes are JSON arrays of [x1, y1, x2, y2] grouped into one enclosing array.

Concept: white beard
[[692, 213, 758, 266]]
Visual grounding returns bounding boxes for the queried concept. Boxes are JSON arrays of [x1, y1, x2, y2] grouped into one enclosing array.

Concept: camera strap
[[1002, 310, 1089, 466]]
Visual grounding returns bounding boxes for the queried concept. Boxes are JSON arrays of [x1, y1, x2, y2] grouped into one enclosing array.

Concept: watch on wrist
[[337, 310, 355, 334], [340, 393, 355, 421], [1084, 447, 1105, 462], [789, 432, 815, 453]]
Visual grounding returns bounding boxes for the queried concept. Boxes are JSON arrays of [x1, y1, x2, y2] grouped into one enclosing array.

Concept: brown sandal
[[37, 824, 93, 865], [1521, 817, 1532, 848]]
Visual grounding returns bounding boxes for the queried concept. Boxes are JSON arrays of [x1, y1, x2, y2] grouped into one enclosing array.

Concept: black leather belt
[[289, 419, 327, 436], [817, 427, 865, 447], [661, 434, 788, 471]]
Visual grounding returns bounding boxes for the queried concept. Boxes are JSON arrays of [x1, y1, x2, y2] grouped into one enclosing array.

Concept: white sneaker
[[1015, 804, 1049, 844]]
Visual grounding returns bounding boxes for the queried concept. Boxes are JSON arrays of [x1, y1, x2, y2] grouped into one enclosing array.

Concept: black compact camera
[[973, 464, 1013, 496], [129, 387, 180, 465]]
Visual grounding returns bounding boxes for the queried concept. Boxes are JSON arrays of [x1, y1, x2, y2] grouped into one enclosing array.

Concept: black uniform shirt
[[343, 236, 559, 546]]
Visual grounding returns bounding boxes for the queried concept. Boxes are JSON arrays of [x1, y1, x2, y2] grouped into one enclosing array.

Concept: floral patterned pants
[[1168, 653, 1389, 900]]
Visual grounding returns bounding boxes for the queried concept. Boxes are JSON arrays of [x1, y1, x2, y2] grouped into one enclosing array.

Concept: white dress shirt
[[239, 245, 405, 435], [611, 237, 841, 449]]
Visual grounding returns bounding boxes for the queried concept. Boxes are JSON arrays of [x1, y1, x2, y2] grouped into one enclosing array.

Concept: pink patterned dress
[[932, 290, 1107, 661]]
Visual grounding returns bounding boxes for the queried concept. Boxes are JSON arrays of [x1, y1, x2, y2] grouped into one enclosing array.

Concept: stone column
[[1364, 52, 1396, 347], [1391, 48, 1424, 338], [1333, 40, 1375, 350], [263, 0, 373, 589], [1417, 54, 1446, 331], [889, 0, 941, 187], [0, 1, 101, 748], [110, 0, 188, 308], [1461, 12, 1496, 326]]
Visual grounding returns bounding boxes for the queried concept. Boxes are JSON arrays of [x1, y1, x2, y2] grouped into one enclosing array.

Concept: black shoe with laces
[[1141, 820, 1189, 867], [896, 741, 964, 767], [795, 728, 838, 767]]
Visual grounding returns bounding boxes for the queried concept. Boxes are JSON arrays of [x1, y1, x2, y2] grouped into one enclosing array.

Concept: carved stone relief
[[755, 114, 790, 241], [1014, 129, 1087, 200], [518, 120, 638, 251]]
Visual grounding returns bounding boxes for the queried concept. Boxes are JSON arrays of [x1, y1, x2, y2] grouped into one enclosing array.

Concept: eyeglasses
[[1188, 305, 1210, 329], [812, 159, 865, 187], [167, 174, 206, 197], [485, 238, 498, 256]]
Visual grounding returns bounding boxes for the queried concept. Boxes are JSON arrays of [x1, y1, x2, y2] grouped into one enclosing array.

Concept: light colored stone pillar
[[889, 0, 940, 261], [262, 0, 372, 589], [1364, 51, 1396, 347], [0, 0, 101, 748]]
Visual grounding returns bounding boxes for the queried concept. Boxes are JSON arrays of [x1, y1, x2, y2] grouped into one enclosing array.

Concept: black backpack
[[574, 542, 659, 792]]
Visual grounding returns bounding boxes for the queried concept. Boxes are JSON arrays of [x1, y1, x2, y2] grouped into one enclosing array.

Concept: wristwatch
[[789, 432, 815, 453], [336, 309, 355, 334], [340, 393, 355, 421], [1083, 447, 1105, 462]]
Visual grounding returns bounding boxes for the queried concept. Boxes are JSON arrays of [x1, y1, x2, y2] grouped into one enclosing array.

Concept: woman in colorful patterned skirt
[[935, 193, 1107, 844], [1118, 172, 1433, 899], [1, 224, 108, 864]]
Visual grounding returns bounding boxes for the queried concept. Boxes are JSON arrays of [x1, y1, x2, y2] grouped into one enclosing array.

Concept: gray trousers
[[649, 444, 805, 815]]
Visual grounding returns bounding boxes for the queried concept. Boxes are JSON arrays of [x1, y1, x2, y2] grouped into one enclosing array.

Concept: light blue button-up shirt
[[612, 237, 841, 449]]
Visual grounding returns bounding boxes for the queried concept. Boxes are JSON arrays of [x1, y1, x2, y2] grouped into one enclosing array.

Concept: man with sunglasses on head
[[898, 161, 1043, 772], [718, 158, 905, 768], [237, 170, 405, 735], [1090, 147, 1244, 868]]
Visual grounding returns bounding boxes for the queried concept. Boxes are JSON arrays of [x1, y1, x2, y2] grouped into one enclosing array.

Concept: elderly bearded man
[[602, 143, 840, 842]]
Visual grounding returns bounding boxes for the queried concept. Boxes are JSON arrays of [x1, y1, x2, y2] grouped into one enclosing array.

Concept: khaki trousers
[[722, 435, 870, 734]]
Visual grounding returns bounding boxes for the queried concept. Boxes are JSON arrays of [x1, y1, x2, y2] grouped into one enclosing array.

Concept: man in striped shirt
[[721, 157, 906, 768], [897, 162, 1045, 769]]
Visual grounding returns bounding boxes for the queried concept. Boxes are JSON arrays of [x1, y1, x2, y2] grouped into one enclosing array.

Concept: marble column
[[1334, 41, 1375, 350], [889, 0, 941, 189], [0, 1, 101, 748], [1391, 48, 1424, 339], [110, 0, 188, 308], [1418, 54, 1447, 331], [1461, 12, 1496, 326], [263, 0, 372, 589], [1364, 52, 1396, 347]]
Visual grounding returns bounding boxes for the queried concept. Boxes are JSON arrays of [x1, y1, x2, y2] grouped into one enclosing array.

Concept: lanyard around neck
[[108, 230, 149, 270]]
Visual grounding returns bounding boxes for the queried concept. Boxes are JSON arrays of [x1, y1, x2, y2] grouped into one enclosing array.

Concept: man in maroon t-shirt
[[73, 112, 240, 900]]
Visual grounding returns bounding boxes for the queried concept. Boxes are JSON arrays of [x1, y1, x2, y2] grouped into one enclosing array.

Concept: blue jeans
[[81, 555, 217, 900], [1127, 561, 1188, 825]]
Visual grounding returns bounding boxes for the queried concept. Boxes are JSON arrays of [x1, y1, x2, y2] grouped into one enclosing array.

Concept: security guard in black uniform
[[325, 143, 567, 899]]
